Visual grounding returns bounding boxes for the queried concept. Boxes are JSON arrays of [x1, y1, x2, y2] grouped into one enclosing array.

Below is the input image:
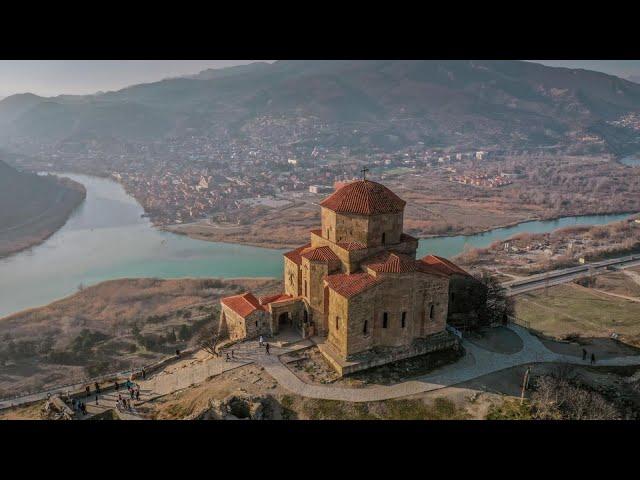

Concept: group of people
[[582, 348, 597, 364], [225, 349, 236, 362], [70, 397, 88, 415], [115, 379, 141, 410]]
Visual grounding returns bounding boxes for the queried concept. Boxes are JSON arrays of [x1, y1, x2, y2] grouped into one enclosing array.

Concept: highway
[[502, 254, 640, 296]]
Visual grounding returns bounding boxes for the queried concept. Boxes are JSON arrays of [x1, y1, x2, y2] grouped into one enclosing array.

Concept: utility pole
[[520, 366, 531, 405]]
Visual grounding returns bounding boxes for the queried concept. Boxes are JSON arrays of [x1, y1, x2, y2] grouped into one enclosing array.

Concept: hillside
[[1, 60, 640, 153], [0, 277, 280, 397], [0, 160, 86, 257]]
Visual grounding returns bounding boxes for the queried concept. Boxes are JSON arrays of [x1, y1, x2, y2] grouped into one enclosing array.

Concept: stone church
[[220, 179, 476, 374]]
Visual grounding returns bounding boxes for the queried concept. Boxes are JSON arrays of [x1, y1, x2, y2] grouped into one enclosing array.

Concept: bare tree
[[476, 270, 514, 325], [197, 326, 225, 358]]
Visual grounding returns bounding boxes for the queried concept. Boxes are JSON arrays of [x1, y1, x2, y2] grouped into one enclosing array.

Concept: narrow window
[[382, 232, 386, 244], [255, 320, 258, 328], [304, 280, 308, 297], [429, 304, 435, 320], [401, 312, 406, 328], [363, 320, 368, 335], [382, 312, 388, 328], [335, 316, 339, 330]]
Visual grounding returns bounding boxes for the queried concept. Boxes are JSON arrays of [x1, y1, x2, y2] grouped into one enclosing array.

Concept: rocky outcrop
[[186, 392, 269, 420]]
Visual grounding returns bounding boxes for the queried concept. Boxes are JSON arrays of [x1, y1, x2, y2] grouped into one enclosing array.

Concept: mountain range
[[1, 60, 639, 153]]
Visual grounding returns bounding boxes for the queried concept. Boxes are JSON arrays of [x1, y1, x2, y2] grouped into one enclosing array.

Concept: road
[[502, 254, 640, 296]]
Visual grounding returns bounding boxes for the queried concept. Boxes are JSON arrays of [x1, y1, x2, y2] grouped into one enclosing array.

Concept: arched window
[[335, 316, 339, 330], [401, 311, 406, 328], [382, 232, 386, 244], [382, 312, 388, 328], [363, 320, 368, 335], [429, 304, 435, 319]]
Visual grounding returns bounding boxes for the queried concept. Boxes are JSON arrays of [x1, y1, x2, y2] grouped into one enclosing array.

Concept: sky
[[0, 60, 639, 99], [0, 60, 269, 98]]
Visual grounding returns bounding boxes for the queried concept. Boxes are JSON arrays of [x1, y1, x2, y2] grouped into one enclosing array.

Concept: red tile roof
[[363, 251, 419, 273], [301, 246, 340, 263], [259, 293, 293, 305], [420, 255, 471, 277], [283, 243, 311, 266], [324, 272, 383, 298], [221, 292, 264, 318], [320, 180, 406, 216], [337, 241, 367, 251]]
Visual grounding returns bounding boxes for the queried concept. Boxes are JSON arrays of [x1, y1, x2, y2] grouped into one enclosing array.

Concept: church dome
[[320, 180, 406, 215]]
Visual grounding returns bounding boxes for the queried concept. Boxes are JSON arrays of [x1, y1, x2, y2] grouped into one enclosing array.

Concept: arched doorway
[[278, 312, 291, 329]]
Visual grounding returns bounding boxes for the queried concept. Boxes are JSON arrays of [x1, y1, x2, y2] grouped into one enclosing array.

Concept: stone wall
[[220, 306, 270, 341], [326, 271, 449, 359], [284, 257, 301, 297], [447, 275, 487, 329], [320, 207, 403, 249]]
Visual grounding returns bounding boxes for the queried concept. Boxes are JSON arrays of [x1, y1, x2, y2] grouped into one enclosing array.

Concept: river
[[0, 173, 634, 318]]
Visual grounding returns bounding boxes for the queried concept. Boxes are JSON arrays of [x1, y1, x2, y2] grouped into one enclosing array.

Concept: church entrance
[[278, 312, 292, 329]]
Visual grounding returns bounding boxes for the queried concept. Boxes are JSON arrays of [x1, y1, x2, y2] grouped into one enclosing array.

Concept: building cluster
[[449, 173, 514, 188]]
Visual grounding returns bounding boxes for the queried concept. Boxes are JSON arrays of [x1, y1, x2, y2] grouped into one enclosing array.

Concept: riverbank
[[455, 214, 640, 275], [0, 174, 86, 259], [165, 209, 640, 251]]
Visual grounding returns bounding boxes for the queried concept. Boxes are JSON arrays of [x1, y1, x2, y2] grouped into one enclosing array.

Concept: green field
[[515, 284, 640, 339]]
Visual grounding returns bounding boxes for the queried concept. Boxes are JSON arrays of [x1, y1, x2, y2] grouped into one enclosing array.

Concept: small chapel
[[219, 177, 478, 374]]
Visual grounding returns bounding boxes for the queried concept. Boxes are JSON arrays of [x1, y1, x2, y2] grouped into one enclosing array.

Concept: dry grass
[[515, 283, 640, 341]]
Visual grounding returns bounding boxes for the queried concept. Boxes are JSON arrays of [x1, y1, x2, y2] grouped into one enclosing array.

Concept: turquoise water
[[0, 173, 633, 318], [621, 155, 640, 167]]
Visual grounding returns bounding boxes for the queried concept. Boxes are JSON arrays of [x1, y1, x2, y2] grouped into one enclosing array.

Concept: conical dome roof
[[320, 180, 406, 215]]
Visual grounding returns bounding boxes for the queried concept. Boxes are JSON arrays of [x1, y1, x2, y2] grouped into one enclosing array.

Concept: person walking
[[142, 368, 146, 380], [85, 385, 90, 398], [265, 342, 270, 355], [95, 382, 101, 394], [591, 353, 596, 365], [231, 349, 235, 359], [582, 348, 587, 361], [95, 394, 99, 406]]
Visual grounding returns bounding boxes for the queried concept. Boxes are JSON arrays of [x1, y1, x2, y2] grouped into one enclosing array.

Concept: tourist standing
[[85, 385, 90, 398], [582, 349, 587, 361], [231, 350, 235, 359], [591, 353, 596, 365], [135, 387, 140, 401], [259, 335, 264, 347], [115, 380, 119, 391], [265, 342, 270, 355], [142, 368, 146, 380], [95, 382, 101, 394]]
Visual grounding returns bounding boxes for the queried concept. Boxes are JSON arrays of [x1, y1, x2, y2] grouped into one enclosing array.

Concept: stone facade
[[219, 179, 474, 375]]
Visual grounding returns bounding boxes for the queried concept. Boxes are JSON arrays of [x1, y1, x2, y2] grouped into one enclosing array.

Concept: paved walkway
[[254, 325, 640, 403]]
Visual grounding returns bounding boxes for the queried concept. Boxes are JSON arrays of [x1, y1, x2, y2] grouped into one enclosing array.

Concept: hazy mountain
[[627, 75, 640, 85], [1, 60, 639, 151]]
